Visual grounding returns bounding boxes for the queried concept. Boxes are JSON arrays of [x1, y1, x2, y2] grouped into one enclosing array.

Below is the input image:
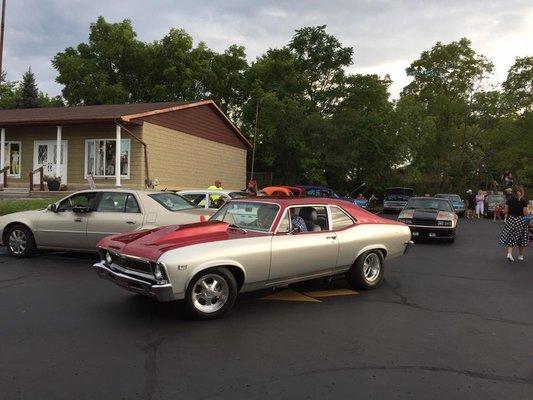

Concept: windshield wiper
[[228, 224, 248, 233]]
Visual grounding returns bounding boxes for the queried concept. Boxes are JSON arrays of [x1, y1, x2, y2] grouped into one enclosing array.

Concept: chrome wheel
[[192, 274, 229, 313], [363, 253, 381, 283], [8, 229, 27, 256]]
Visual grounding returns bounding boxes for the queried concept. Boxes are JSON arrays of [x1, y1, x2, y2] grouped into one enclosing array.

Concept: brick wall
[[142, 122, 247, 190]]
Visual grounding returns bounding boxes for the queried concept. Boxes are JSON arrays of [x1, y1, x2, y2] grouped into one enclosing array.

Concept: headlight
[[105, 251, 112, 265], [153, 262, 167, 283]]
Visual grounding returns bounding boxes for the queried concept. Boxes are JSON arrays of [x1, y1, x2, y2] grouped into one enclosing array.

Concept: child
[[493, 203, 502, 223]]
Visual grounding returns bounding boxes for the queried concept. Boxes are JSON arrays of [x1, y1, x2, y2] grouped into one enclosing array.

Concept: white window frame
[[84, 139, 130, 179], [4, 141, 22, 178]]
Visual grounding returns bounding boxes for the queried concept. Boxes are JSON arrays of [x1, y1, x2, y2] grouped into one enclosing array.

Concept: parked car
[[434, 193, 466, 217], [485, 193, 506, 217], [94, 197, 413, 319], [0, 189, 214, 257], [259, 186, 293, 196], [178, 189, 248, 209], [279, 186, 305, 196], [398, 197, 458, 242], [383, 187, 414, 213], [299, 185, 369, 209]]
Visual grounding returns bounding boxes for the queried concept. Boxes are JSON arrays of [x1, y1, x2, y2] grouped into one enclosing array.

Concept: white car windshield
[[210, 201, 279, 232]]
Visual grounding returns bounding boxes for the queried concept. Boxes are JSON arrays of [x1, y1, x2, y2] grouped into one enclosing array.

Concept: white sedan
[[0, 189, 213, 257]]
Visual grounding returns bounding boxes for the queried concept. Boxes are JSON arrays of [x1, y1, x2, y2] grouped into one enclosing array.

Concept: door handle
[[126, 221, 136, 224], [74, 218, 83, 222], [326, 235, 336, 239]]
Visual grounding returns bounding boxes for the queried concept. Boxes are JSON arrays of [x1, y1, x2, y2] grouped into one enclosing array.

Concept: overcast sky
[[2, 0, 532, 100]]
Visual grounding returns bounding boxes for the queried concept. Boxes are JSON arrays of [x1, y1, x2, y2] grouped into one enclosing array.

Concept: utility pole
[[0, 0, 6, 78], [249, 99, 260, 180]]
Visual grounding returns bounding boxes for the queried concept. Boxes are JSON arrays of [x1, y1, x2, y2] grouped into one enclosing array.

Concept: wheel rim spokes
[[192, 274, 229, 313], [9, 230, 27, 255], [363, 253, 381, 283]]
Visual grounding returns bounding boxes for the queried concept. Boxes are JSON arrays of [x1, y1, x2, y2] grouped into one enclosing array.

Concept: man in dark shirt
[[466, 190, 475, 219]]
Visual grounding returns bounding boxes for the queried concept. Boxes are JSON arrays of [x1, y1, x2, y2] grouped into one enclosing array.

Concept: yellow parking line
[[262, 289, 321, 302], [304, 289, 359, 298]]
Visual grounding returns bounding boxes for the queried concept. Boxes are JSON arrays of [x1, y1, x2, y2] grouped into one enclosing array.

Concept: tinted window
[[97, 192, 129, 212], [57, 192, 98, 212], [331, 206, 355, 230], [149, 193, 197, 211], [125, 194, 141, 213]]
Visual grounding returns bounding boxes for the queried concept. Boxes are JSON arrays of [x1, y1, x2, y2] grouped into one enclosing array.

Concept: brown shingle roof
[[0, 101, 194, 125]]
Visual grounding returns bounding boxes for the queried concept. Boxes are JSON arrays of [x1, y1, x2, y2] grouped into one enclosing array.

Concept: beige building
[[0, 100, 250, 191]]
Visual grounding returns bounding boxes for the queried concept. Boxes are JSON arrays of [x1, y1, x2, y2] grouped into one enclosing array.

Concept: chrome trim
[[403, 240, 414, 254], [406, 224, 453, 229], [93, 261, 175, 302]]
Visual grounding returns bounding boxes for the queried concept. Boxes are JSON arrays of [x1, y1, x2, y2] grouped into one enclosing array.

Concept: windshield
[[229, 191, 248, 199], [149, 192, 198, 211], [386, 188, 414, 200], [487, 195, 505, 203], [436, 194, 461, 202], [405, 198, 453, 212], [210, 201, 279, 232]]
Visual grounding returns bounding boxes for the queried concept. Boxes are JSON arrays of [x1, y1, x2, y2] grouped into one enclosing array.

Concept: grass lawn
[[0, 198, 60, 216]]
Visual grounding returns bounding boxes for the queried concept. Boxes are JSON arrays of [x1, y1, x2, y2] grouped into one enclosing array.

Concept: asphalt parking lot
[[1, 216, 532, 399]]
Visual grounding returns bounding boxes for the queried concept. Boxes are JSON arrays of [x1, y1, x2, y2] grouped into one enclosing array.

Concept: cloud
[[1, 0, 532, 99]]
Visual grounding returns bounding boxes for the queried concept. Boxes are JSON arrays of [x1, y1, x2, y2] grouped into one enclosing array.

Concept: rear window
[[149, 193, 197, 211], [330, 206, 355, 230]]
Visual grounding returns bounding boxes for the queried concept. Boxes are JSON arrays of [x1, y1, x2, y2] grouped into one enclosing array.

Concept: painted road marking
[[262, 288, 359, 302], [262, 289, 321, 302], [304, 289, 358, 298]]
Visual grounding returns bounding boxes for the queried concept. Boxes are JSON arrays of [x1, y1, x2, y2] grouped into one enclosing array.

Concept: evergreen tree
[[17, 67, 40, 108]]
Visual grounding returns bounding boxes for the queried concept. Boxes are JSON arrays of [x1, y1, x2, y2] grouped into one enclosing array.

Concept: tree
[[16, 67, 39, 108], [503, 56, 533, 113]]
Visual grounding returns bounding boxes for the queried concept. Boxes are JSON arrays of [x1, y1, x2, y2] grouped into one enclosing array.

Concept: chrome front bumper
[[93, 261, 175, 302], [403, 240, 414, 254]]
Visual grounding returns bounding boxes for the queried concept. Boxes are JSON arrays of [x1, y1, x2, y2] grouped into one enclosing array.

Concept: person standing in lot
[[499, 187, 529, 262], [475, 190, 485, 218], [466, 189, 475, 219], [208, 180, 223, 204]]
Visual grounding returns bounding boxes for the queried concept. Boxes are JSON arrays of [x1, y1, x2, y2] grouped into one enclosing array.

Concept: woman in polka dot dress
[[499, 187, 529, 262]]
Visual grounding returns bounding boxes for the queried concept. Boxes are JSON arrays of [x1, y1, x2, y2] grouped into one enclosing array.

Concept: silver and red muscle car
[[94, 197, 413, 319]]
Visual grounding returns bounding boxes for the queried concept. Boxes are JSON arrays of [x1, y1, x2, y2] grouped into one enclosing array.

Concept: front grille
[[109, 252, 153, 275], [412, 219, 436, 226]]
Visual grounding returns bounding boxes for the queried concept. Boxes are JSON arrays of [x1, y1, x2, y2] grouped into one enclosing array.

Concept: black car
[[383, 187, 414, 213], [398, 197, 458, 242]]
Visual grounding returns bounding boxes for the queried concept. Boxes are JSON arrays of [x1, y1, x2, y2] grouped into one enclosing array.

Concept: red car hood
[[98, 221, 246, 261]]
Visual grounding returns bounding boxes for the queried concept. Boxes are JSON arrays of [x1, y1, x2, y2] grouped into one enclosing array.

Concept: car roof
[[178, 189, 245, 195], [231, 196, 351, 206], [68, 188, 162, 195]]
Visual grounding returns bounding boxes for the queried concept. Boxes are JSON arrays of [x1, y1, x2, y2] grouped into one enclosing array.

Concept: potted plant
[[44, 175, 61, 191]]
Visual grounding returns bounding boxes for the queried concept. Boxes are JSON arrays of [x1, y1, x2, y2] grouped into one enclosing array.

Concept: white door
[[33, 140, 68, 184]]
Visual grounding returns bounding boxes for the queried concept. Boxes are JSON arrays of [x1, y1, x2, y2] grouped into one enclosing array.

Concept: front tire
[[346, 250, 385, 290], [185, 268, 237, 320], [6, 224, 36, 258]]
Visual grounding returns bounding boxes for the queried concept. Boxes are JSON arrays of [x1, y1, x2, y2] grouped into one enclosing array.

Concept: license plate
[[412, 232, 419, 236], [429, 233, 436, 237]]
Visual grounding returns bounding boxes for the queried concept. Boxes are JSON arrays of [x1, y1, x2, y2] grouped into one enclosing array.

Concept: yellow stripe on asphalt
[[262, 289, 321, 302], [304, 289, 359, 298]]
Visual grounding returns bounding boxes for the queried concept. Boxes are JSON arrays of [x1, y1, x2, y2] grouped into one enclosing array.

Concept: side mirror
[[48, 203, 58, 213], [72, 205, 91, 214]]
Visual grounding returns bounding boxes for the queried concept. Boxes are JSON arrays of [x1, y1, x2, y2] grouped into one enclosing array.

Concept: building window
[[85, 139, 130, 178], [3, 141, 22, 178]]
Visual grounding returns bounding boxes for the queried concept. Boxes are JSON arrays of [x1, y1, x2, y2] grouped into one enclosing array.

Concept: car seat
[[299, 207, 322, 231]]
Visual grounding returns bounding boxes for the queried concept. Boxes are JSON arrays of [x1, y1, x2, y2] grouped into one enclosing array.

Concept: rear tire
[[185, 267, 237, 320], [346, 250, 385, 290], [5, 224, 36, 258]]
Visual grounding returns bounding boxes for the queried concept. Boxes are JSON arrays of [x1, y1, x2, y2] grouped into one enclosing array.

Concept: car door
[[269, 205, 339, 282], [35, 192, 98, 249], [86, 192, 144, 248]]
